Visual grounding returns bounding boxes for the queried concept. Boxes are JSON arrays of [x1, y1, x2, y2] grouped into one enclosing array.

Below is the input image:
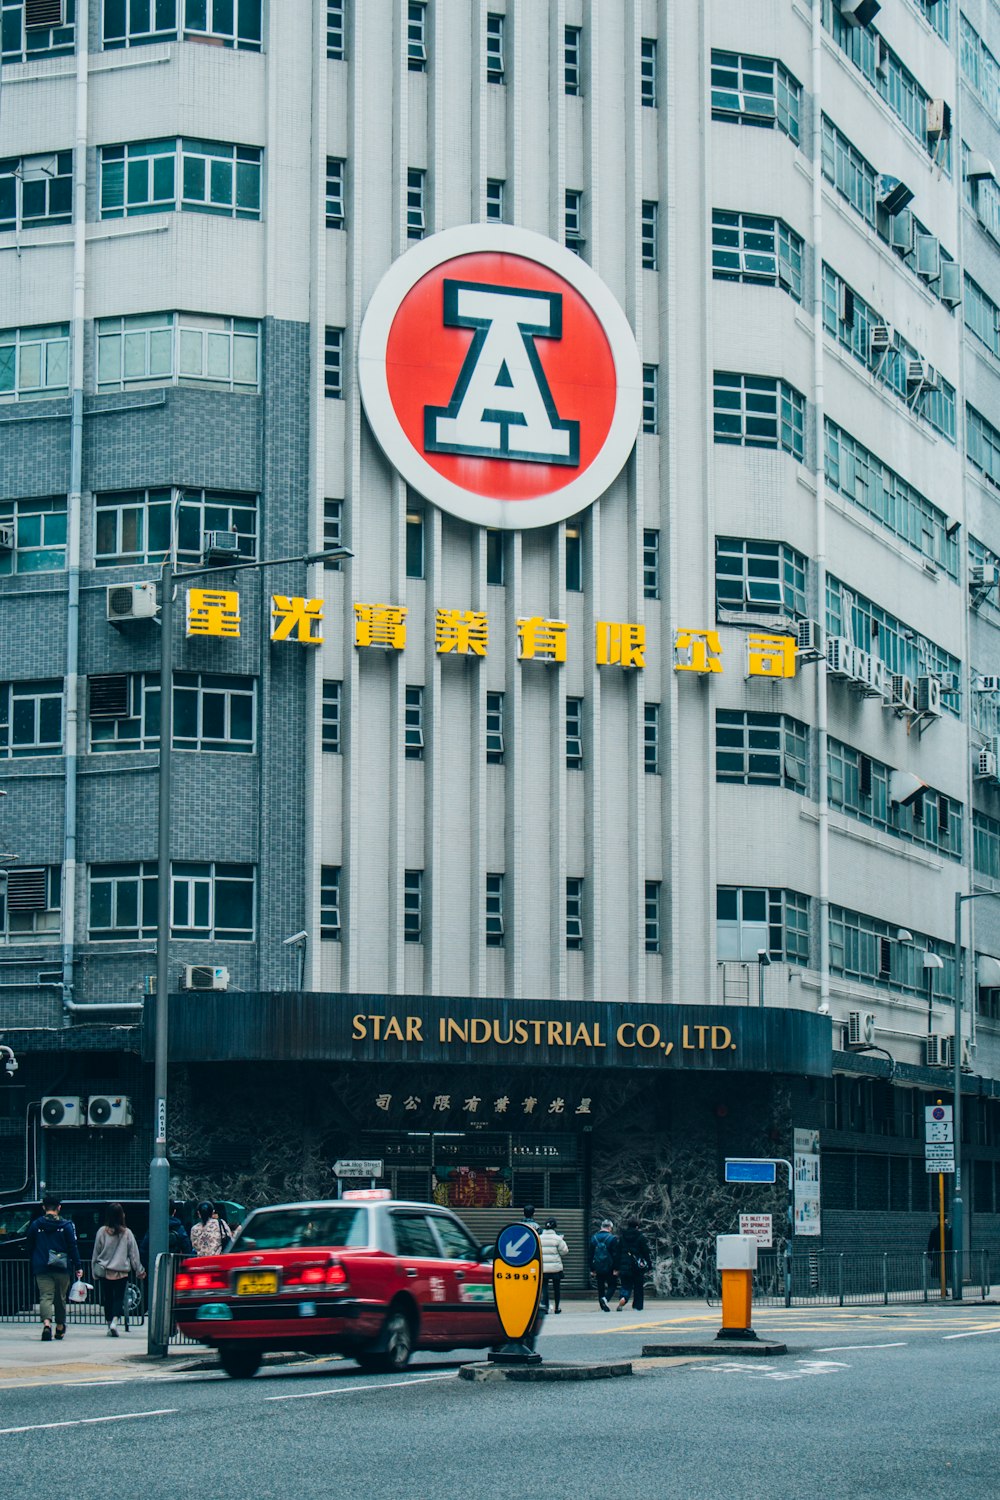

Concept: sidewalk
[[0, 1321, 198, 1384]]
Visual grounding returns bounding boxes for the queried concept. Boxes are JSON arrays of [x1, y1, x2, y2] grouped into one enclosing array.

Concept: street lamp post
[[146, 545, 352, 1354]]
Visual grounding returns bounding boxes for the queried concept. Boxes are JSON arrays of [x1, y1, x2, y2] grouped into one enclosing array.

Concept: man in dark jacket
[[26, 1193, 83, 1341], [615, 1218, 653, 1311], [139, 1201, 193, 1270], [589, 1219, 618, 1311]]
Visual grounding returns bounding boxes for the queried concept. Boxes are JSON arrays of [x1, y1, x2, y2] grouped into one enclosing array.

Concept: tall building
[[2, 0, 999, 1281]]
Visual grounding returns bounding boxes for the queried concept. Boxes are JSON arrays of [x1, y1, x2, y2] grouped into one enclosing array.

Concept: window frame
[[0, 865, 61, 943], [405, 685, 424, 760], [0, 323, 70, 403], [320, 865, 342, 940], [641, 37, 657, 107], [641, 199, 659, 270], [407, 0, 427, 71], [0, 495, 67, 575], [95, 311, 260, 395], [0, 150, 73, 233], [486, 690, 505, 764], [566, 696, 584, 769], [644, 880, 661, 954], [404, 869, 423, 943], [642, 364, 659, 434], [407, 167, 426, 240], [564, 24, 582, 95], [486, 872, 504, 946], [325, 156, 346, 229], [566, 876, 584, 950], [644, 702, 660, 775], [486, 11, 504, 82], [0, 678, 63, 758], [322, 680, 342, 754], [643, 528, 660, 600]]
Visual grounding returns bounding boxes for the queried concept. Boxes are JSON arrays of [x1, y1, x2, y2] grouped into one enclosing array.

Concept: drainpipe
[[812, 0, 830, 1015], [61, 1, 90, 1020]]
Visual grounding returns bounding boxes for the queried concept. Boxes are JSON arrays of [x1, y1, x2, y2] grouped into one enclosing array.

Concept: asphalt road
[[2, 1301, 998, 1500]]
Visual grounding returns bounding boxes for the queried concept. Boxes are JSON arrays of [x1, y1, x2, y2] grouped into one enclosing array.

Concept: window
[[0, 866, 60, 943], [2, 0, 75, 63], [643, 529, 660, 600], [716, 710, 808, 791], [974, 811, 1000, 882], [99, 139, 261, 220], [566, 697, 583, 769], [404, 870, 423, 942], [710, 50, 800, 143], [102, 0, 260, 48], [828, 738, 961, 858], [323, 499, 344, 570], [88, 672, 256, 753], [711, 211, 803, 301], [326, 0, 344, 60], [406, 501, 425, 578], [642, 364, 658, 434], [829, 905, 955, 999], [641, 37, 657, 107], [94, 487, 256, 567], [641, 200, 658, 270], [644, 703, 660, 774], [715, 537, 807, 618], [102, 0, 176, 46], [564, 25, 581, 94], [485, 178, 505, 222], [486, 872, 504, 946], [96, 312, 259, 393], [325, 157, 345, 228], [407, 1, 426, 71], [968, 405, 1000, 490], [320, 866, 341, 940], [825, 574, 961, 718], [565, 519, 583, 591], [88, 861, 254, 940], [824, 421, 958, 577], [713, 372, 805, 460], [324, 327, 344, 398], [0, 496, 66, 575], [965, 275, 1000, 360], [486, 12, 504, 81], [820, 117, 877, 229], [717, 886, 810, 964], [407, 168, 426, 240], [0, 152, 72, 233], [0, 324, 69, 403], [565, 189, 584, 254], [960, 16, 998, 119], [322, 681, 342, 753], [486, 529, 505, 585], [645, 881, 661, 954], [181, 0, 261, 49], [0, 680, 62, 758], [486, 691, 504, 764], [405, 686, 424, 760], [566, 877, 583, 949]]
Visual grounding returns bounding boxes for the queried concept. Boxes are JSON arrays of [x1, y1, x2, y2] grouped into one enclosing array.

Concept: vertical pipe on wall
[[811, 0, 830, 1016]]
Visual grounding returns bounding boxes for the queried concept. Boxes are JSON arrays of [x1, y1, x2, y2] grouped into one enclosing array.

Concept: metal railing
[[0, 1258, 145, 1324], [706, 1249, 991, 1306]]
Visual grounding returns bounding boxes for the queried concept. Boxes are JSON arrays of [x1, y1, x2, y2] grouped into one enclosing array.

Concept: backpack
[[41, 1219, 70, 1271], [168, 1225, 188, 1255], [592, 1234, 613, 1274]]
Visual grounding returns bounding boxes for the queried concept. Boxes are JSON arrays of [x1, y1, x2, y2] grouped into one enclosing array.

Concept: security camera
[[282, 931, 308, 945], [0, 1045, 17, 1076]]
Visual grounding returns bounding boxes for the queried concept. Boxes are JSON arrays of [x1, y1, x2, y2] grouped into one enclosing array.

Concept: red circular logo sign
[[359, 226, 641, 530]]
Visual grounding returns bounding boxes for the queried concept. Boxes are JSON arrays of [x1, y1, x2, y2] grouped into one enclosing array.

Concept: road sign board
[[925, 1105, 954, 1144], [924, 1156, 955, 1174], [739, 1213, 773, 1246], [725, 1159, 777, 1184], [333, 1159, 383, 1178], [926, 1105, 952, 1122]]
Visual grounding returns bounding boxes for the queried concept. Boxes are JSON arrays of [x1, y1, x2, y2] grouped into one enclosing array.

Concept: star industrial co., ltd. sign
[[358, 225, 642, 530]]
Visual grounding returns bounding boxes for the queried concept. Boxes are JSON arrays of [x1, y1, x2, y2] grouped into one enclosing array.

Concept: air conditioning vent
[[964, 152, 996, 183], [976, 675, 1000, 693], [847, 1010, 876, 1047], [825, 637, 851, 677], [5, 867, 48, 912], [203, 530, 241, 561], [25, 0, 64, 27], [971, 564, 1000, 589], [41, 1096, 84, 1128], [87, 1095, 133, 1128], [0, 524, 14, 553], [906, 358, 938, 390], [88, 673, 130, 720], [976, 749, 998, 780], [107, 582, 158, 624], [890, 674, 915, 713], [796, 619, 824, 660], [183, 964, 230, 991], [869, 322, 894, 352], [926, 98, 952, 140]]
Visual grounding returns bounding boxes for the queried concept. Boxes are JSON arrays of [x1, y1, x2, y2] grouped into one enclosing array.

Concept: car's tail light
[[325, 1259, 348, 1288], [174, 1272, 193, 1293], [284, 1265, 327, 1287], [190, 1269, 229, 1291]]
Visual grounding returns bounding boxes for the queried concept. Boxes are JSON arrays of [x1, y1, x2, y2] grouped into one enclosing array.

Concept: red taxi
[[173, 1196, 504, 1378]]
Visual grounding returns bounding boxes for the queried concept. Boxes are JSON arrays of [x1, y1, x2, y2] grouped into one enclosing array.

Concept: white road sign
[[739, 1213, 773, 1247], [925, 1104, 953, 1144], [334, 1159, 384, 1178]]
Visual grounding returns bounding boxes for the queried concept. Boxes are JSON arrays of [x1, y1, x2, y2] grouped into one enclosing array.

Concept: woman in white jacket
[[540, 1218, 569, 1314], [92, 1203, 144, 1337]]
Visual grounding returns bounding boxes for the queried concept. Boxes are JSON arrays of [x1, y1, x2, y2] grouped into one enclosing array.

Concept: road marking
[[0, 1408, 177, 1436], [815, 1342, 907, 1352], [265, 1374, 453, 1403], [942, 1327, 1000, 1339]]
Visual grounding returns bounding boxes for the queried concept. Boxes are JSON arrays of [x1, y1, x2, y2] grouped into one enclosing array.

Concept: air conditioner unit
[[87, 1095, 133, 1128], [926, 99, 952, 140], [40, 1096, 84, 1129], [971, 564, 1000, 589], [915, 233, 941, 280], [925, 1034, 947, 1067], [183, 964, 230, 991], [876, 175, 913, 216], [826, 637, 852, 677], [889, 212, 914, 253], [976, 748, 998, 780], [906, 358, 938, 389], [890, 674, 915, 712], [975, 675, 1000, 693], [203, 530, 241, 562], [840, 0, 880, 26], [870, 321, 894, 352], [848, 1010, 876, 1047], [937, 671, 960, 694], [106, 582, 158, 624], [796, 619, 824, 659], [0, 524, 14, 552], [939, 260, 961, 308], [916, 675, 941, 717], [964, 152, 996, 183], [25, 0, 64, 27]]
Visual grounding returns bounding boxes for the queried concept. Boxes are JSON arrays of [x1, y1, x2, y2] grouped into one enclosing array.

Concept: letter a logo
[[424, 282, 580, 466]]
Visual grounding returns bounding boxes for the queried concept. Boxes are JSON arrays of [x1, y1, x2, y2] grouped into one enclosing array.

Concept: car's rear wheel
[[356, 1308, 414, 1373], [218, 1343, 262, 1379]]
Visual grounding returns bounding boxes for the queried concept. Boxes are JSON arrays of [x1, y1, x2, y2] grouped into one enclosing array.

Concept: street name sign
[[334, 1159, 384, 1178], [725, 1159, 777, 1184]]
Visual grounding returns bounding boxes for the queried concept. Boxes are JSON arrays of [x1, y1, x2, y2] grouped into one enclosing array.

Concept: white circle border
[[357, 224, 643, 531]]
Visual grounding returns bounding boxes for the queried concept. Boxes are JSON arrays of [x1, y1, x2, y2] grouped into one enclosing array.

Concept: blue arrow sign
[[725, 1160, 777, 1184], [497, 1223, 539, 1268]]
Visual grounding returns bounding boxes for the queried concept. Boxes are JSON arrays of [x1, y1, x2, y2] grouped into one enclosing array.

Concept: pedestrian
[[92, 1203, 144, 1338], [26, 1193, 83, 1341], [589, 1218, 618, 1312], [540, 1217, 569, 1314], [139, 1201, 193, 1271], [615, 1218, 653, 1311], [190, 1201, 233, 1256], [521, 1204, 541, 1231]]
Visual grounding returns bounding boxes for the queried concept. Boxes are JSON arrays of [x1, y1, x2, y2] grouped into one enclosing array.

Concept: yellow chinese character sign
[[746, 633, 797, 679], [436, 608, 489, 656], [673, 628, 722, 674], [596, 621, 645, 668], [355, 603, 408, 649], [517, 617, 567, 663], [185, 588, 240, 638], [271, 595, 324, 645]]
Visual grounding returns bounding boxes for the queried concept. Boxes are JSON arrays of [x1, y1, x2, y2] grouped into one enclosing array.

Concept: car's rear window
[[235, 1207, 370, 1250]]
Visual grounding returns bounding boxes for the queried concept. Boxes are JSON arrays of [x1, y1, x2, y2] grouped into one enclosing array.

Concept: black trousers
[[595, 1272, 617, 1305], [542, 1273, 563, 1310], [100, 1276, 127, 1324], [619, 1275, 645, 1310]]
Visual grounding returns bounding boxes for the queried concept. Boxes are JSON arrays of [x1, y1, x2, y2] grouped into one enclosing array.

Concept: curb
[[642, 1341, 787, 1357], [459, 1360, 633, 1383]]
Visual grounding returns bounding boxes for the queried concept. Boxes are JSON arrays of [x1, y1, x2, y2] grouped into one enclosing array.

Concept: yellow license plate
[[236, 1271, 277, 1296]]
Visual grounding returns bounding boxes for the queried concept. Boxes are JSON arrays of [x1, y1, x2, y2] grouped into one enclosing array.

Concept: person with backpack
[[92, 1202, 145, 1337], [190, 1201, 233, 1256], [26, 1193, 83, 1341], [615, 1218, 653, 1311], [589, 1218, 618, 1311], [139, 1201, 193, 1271]]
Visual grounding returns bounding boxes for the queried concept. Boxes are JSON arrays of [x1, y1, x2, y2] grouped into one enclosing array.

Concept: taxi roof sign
[[341, 1188, 392, 1201]]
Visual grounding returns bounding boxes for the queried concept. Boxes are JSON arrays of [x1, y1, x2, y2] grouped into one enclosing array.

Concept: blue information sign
[[497, 1224, 539, 1268], [725, 1159, 777, 1184]]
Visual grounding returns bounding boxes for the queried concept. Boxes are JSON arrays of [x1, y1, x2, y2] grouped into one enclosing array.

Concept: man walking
[[26, 1193, 83, 1341], [589, 1218, 618, 1312]]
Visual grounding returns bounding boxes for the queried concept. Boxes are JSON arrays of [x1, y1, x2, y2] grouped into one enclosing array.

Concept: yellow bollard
[[716, 1234, 758, 1342]]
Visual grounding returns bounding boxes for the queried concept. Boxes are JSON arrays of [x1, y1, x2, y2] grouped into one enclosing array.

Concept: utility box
[[716, 1234, 758, 1271]]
